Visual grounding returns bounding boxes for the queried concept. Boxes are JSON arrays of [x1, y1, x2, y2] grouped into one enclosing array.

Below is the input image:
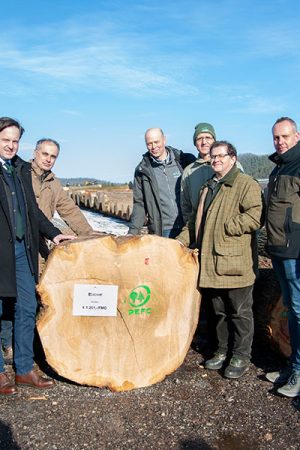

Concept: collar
[[269, 141, 300, 165], [149, 149, 171, 166], [211, 164, 239, 187], [31, 159, 54, 180], [0, 157, 7, 167]]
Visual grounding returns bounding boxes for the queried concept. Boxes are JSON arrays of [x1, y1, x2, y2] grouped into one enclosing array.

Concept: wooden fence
[[68, 188, 133, 221]]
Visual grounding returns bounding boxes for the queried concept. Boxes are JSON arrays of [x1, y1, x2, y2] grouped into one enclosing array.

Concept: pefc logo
[[128, 285, 151, 315], [129, 285, 151, 308]]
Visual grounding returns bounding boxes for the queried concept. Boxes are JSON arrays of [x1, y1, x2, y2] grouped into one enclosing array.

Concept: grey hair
[[35, 138, 60, 153]]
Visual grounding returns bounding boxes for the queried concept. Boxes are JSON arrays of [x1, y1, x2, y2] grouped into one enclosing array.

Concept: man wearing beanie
[[181, 123, 216, 223], [181, 123, 243, 223]]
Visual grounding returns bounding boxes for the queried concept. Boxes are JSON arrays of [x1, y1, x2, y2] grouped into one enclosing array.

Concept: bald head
[[145, 128, 167, 161]]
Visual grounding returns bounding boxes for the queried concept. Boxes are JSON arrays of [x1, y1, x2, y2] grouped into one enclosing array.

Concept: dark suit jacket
[[0, 155, 61, 297]]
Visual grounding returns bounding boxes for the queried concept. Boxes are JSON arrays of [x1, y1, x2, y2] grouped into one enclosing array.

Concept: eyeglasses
[[196, 136, 214, 142], [210, 153, 230, 161]]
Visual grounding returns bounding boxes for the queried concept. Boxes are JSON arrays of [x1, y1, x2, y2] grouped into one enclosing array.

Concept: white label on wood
[[72, 284, 118, 316]]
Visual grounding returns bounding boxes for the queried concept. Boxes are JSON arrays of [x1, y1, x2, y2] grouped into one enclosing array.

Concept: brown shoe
[[15, 370, 55, 389], [0, 372, 18, 395]]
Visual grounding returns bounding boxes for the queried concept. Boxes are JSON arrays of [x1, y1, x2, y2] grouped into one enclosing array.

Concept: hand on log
[[52, 234, 77, 245], [191, 248, 199, 261], [88, 231, 108, 236]]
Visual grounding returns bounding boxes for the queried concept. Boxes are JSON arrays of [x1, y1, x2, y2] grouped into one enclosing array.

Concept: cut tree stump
[[253, 265, 291, 358], [37, 235, 200, 391], [268, 297, 290, 358]]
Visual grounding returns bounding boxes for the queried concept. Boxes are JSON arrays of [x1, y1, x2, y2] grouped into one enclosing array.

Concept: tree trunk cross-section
[[37, 235, 200, 391], [269, 298, 290, 358]]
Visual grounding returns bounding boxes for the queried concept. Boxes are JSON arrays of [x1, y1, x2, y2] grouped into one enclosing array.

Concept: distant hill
[[59, 177, 126, 187], [238, 153, 274, 179], [59, 154, 274, 185]]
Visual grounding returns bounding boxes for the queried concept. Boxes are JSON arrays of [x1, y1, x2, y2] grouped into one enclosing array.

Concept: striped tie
[[4, 161, 14, 175]]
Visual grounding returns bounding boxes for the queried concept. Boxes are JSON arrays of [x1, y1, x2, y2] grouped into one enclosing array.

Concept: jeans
[[0, 239, 37, 374], [271, 257, 300, 372], [204, 286, 254, 360], [162, 228, 181, 239], [0, 319, 13, 348]]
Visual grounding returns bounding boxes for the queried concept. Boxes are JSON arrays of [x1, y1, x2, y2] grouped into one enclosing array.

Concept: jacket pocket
[[214, 236, 249, 276], [284, 207, 300, 233]]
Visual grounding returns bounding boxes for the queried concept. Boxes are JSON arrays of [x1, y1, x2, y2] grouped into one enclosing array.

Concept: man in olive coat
[[178, 141, 264, 379], [0, 117, 74, 395]]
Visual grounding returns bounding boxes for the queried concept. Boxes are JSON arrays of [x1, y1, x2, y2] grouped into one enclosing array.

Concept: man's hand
[[52, 234, 76, 245]]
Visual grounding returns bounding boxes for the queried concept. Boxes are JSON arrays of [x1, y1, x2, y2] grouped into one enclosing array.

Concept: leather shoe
[[15, 370, 55, 389], [0, 372, 18, 395], [224, 356, 249, 379], [204, 352, 227, 370]]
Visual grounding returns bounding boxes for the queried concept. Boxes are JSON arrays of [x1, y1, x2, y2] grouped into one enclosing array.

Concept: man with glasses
[[177, 141, 264, 379], [181, 123, 242, 353], [181, 123, 216, 223]]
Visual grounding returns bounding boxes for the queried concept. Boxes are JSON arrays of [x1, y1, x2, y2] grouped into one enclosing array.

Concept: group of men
[[1, 115, 299, 399], [129, 118, 300, 398], [0, 117, 93, 395]]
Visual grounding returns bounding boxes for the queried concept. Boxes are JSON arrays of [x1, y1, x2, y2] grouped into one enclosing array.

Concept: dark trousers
[[0, 239, 37, 374], [203, 286, 254, 360]]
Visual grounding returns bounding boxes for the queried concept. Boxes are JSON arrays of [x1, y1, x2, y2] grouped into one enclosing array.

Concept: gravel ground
[[0, 342, 299, 450], [1, 230, 299, 450]]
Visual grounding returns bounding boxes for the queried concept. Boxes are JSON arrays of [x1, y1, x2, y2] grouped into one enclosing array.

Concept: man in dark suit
[[0, 117, 74, 395]]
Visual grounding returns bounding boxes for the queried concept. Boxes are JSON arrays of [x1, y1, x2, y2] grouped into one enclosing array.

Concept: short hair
[[35, 138, 60, 153], [272, 117, 298, 132], [210, 140, 237, 158], [0, 117, 25, 137]]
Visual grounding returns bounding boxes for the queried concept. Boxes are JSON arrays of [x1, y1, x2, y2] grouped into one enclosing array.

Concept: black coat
[[266, 141, 300, 258], [0, 156, 61, 297]]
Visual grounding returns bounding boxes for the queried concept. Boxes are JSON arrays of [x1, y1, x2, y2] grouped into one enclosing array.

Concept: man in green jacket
[[178, 141, 264, 379], [181, 122, 244, 223], [181, 123, 216, 224]]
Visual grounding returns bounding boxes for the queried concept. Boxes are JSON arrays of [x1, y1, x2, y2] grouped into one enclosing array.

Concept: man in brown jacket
[[1, 138, 93, 359], [177, 141, 264, 379], [31, 138, 93, 246]]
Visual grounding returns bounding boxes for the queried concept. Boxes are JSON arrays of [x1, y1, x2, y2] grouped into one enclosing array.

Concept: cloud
[[61, 109, 81, 116], [0, 21, 200, 98], [246, 24, 300, 58], [213, 85, 283, 114]]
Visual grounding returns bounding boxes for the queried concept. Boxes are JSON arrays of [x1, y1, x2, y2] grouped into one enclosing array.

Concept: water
[[53, 209, 129, 236], [82, 209, 129, 235]]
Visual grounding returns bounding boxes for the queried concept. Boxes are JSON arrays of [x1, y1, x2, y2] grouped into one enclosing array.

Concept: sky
[[1, 0, 299, 182]]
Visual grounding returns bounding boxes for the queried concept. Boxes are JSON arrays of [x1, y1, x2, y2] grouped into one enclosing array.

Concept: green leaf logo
[[129, 285, 151, 308]]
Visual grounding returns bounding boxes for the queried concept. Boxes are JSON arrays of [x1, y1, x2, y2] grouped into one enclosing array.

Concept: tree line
[[238, 153, 274, 179], [60, 154, 274, 187]]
